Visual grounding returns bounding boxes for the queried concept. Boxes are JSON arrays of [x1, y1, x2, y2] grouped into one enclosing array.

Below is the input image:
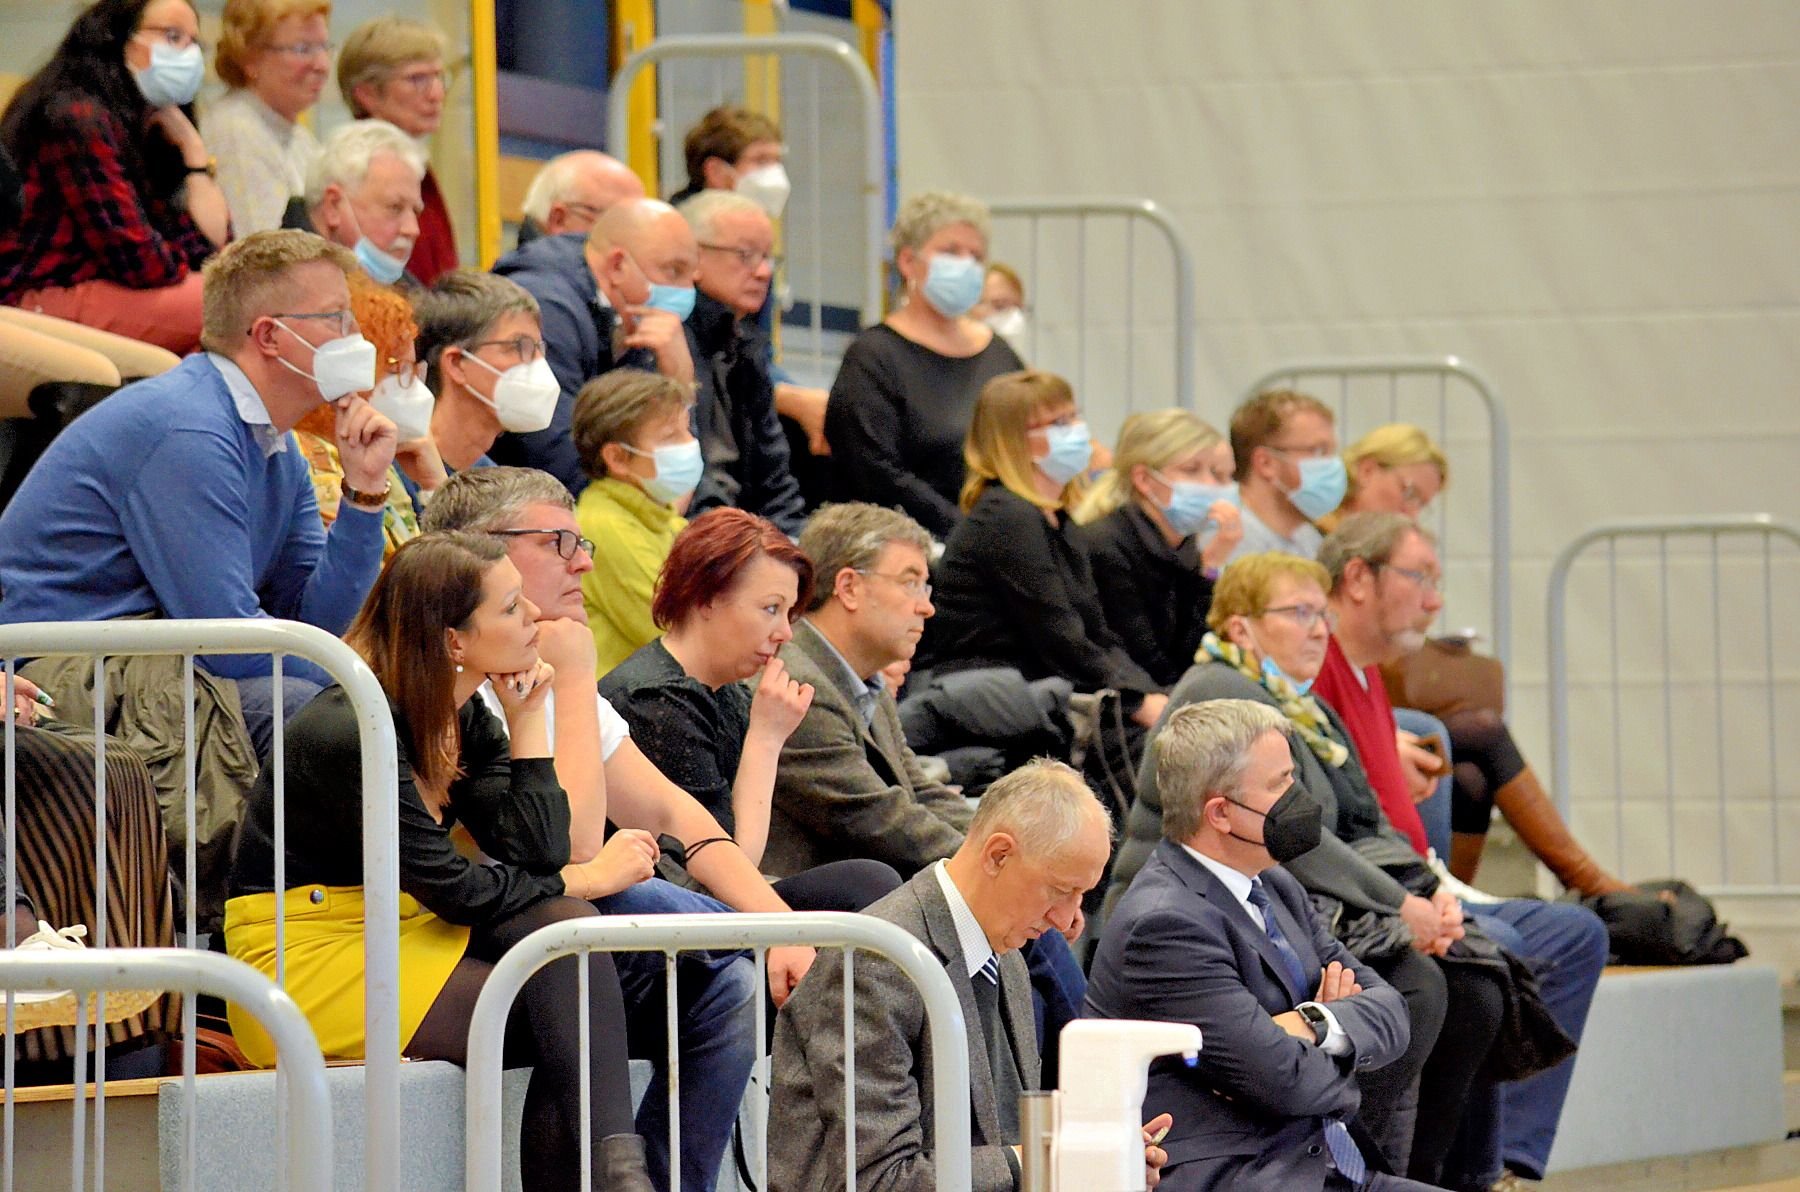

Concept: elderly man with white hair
[[281, 118, 426, 287], [680, 189, 806, 534], [515, 150, 647, 248]]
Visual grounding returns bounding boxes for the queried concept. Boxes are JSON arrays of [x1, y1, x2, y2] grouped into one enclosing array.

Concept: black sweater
[[228, 686, 570, 927], [1077, 504, 1217, 690], [597, 639, 749, 835]]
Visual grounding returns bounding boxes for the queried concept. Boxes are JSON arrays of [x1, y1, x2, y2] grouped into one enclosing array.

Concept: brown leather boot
[[1449, 831, 1489, 884], [599, 1133, 656, 1192], [1492, 768, 1631, 896]]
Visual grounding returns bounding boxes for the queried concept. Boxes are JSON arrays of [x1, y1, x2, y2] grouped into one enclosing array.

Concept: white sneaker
[[8, 920, 87, 1004]]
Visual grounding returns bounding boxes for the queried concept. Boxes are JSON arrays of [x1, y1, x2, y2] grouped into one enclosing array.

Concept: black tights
[[1446, 708, 1528, 835], [1407, 958, 1506, 1185], [770, 858, 903, 912], [406, 895, 635, 1190]]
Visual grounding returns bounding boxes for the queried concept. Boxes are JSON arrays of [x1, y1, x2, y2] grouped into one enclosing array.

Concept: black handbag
[[1569, 879, 1749, 966]]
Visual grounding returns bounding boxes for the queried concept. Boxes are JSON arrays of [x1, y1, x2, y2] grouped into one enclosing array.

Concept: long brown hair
[[343, 531, 505, 805]]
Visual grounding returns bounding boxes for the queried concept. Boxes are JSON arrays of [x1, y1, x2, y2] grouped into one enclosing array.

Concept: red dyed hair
[[652, 508, 814, 630]]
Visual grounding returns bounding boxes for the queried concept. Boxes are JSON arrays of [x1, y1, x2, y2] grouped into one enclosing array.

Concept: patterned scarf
[[1199, 632, 1350, 769]]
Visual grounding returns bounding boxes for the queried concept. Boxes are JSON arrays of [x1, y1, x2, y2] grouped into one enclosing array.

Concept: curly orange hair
[[294, 274, 419, 438]]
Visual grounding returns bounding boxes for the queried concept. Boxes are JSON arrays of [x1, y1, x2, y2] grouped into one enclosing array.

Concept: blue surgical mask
[[920, 253, 983, 318], [1153, 473, 1238, 538], [131, 40, 204, 109], [1287, 455, 1348, 521], [1036, 420, 1092, 487], [644, 282, 696, 322], [341, 202, 409, 286], [621, 439, 704, 505], [1260, 652, 1316, 697]]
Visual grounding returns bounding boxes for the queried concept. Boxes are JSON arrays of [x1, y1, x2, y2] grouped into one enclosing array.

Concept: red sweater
[[1312, 637, 1430, 855], [405, 169, 458, 285]]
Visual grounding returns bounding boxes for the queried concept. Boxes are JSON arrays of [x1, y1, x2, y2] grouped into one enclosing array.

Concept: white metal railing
[[989, 198, 1198, 415], [0, 619, 400, 1190], [1240, 356, 1512, 671], [0, 948, 332, 1191], [1546, 515, 1800, 894], [464, 912, 974, 1192], [609, 32, 886, 373]]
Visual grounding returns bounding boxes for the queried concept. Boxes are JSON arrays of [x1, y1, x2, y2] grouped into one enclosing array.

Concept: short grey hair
[[413, 270, 540, 392], [1317, 512, 1435, 593], [797, 503, 933, 613], [889, 191, 991, 256], [967, 759, 1112, 859], [1155, 700, 1294, 843], [520, 153, 585, 224], [420, 467, 573, 535], [305, 119, 427, 210], [678, 190, 768, 243]]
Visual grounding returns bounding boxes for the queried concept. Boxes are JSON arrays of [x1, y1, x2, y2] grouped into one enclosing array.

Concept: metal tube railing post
[[466, 913, 973, 1192], [0, 619, 400, 1189], [0, 948, 333, 1190], [608, 34, 886, 328]]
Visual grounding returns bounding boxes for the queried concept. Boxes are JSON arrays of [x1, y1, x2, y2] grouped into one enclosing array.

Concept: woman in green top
[[571, 369, 705, 674]]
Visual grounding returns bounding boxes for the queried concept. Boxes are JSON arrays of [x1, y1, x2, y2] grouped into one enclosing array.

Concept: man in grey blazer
[[1088, 700, 1442, 1192], [765, 502, 971, 879], [769, 760, 1168, 1192]]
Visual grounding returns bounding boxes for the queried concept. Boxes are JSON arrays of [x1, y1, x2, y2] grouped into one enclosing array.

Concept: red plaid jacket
[[0, 94, 216, 301]]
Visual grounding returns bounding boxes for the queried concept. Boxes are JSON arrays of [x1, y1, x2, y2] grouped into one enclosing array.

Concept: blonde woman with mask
[[1074, 409, 1244, 688]]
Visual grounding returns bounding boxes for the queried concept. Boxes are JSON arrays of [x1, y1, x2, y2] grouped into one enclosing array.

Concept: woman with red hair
[[598, 508, 900, 910]]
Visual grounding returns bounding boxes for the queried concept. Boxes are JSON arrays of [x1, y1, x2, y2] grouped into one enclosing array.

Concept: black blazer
[[921, 485, 1160, 702], [1086, 841, 1409, 1192], [1077, 503, 1215, 689]]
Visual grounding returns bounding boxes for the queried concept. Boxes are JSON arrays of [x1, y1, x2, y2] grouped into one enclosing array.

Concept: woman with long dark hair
[[0, 0, 230, 353], [225, 532, 658, 1190]]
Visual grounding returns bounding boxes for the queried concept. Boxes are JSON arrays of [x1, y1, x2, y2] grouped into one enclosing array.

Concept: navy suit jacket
[[1085, 840, 1410, 1192]]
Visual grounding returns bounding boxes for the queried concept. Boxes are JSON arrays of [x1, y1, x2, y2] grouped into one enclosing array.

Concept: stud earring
[[453, 663, 464, 673]]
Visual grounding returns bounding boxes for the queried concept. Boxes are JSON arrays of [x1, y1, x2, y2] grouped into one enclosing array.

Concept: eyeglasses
[[137, 25, 205, 51], [266, 40, 334, 58], [856, 570, 933, 601], [467, 335, 545, 364], [1377, 564, 1441, 593], [267, 309, 358, 338], [389, 66, 450, 93], [1258, 604, 1335, 632], [699, 243, 781, 270], [1265, 443, 1333, 461], [490, 528, 594, 561]]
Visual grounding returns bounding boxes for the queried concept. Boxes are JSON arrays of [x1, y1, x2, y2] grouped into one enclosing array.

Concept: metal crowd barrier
[[0, 948, 332, 1191], [465, 912, 974, 1192], [1240, 356, 1512, 670], [988, 198, 1198, 416], [0, 619, 401, 1190], [609, 32, 886, 377], [1546, 515, 1800, 894]]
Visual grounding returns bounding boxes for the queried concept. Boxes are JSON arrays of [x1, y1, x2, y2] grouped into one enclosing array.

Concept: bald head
[[522, 151, 646, 238], [585, 198, 700, 311]]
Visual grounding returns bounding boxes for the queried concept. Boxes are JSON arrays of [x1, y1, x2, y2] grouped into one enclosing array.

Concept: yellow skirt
[[222, 885, 470, 1068]]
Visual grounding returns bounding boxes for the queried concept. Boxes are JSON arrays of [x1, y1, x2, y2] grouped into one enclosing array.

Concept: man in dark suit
[[1088, 699, 1443, 1192], [769, 760, 1168, 1192]]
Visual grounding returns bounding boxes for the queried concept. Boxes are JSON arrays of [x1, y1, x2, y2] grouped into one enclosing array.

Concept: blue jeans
[[1394, 707, 1454, 861], [1449, 899, 1609, 1183], [591, 878, 757, 1192], [232, 674, 324, 762]]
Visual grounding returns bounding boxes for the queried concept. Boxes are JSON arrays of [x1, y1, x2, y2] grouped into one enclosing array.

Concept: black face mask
[[1225, 786, 1323, 864]]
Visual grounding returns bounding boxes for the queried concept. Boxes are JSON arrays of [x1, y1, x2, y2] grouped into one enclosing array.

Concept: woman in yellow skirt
[[224, 531, 666, 1191]]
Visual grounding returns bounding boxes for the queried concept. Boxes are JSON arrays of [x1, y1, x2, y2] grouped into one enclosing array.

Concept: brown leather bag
[[1380, 636, 1506, 720]]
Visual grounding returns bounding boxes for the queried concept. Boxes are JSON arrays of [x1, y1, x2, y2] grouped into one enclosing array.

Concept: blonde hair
[[216, 0, 333, 90], [1205, 552, 1332, 633], [961, 370, 1085, 513], [1342, 423, 1449, 505], [890, 191, 991, 257], [200, 230, 357, 354], [1073, 408, 1223, 524], [984, 261, 1023, 299], [337, 17, 447, 114]]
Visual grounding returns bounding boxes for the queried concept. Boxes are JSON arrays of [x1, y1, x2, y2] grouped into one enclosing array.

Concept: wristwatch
[[1297, 1002, 1331, 1046], [342, 480, 391, 510]]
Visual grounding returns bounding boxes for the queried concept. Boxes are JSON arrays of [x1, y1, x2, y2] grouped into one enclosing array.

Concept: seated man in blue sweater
[[0, 230, 397, 757], [489, 197, 698, 495]]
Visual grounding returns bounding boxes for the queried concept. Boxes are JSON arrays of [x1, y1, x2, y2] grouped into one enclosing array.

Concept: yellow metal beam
[[851, 0, 885, 83], [612, 0, 659, 194], [742, 0, 779, 124], [468, 0, 502, 266]]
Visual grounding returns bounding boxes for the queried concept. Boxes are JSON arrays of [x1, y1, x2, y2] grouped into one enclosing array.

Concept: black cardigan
[[1077, 503, 1217, 689], [920, 485, 1160, 703], [228, 685, 571, 927]]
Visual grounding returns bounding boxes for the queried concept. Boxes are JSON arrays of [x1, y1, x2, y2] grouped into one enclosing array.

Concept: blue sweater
[[0, 354, 386, 682]]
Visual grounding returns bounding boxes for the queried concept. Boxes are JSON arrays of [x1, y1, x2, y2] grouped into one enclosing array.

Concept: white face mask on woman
[[368, 367, 434, 441], [461, 352, 560, 433]]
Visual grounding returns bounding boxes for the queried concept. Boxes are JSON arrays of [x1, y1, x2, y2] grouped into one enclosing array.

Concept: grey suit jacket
[[1087, 842, 1410, 1192], [764, 619, 972, 879], [769, 866, 1037, 1192]]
